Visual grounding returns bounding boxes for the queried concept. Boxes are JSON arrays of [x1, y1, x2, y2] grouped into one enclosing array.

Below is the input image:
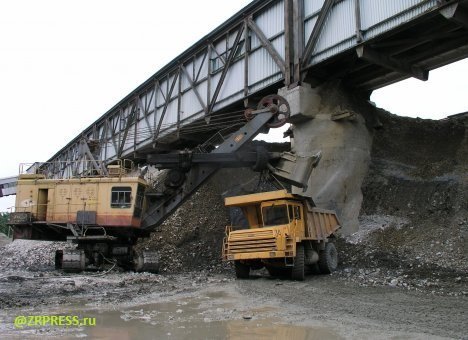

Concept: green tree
[[0, 212, 10, 236]]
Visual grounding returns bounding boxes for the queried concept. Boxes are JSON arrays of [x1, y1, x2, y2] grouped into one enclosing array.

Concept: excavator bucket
[[267, 151, 321, 191]]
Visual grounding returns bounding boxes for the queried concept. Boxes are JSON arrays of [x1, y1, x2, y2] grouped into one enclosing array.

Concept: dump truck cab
[[223, 190, 341, 280]]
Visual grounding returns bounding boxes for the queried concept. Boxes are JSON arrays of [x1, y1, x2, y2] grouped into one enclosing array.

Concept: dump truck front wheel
[[234, 261, 250, 279], [291, 243, 305, 281], [318, 242, 338, 274]]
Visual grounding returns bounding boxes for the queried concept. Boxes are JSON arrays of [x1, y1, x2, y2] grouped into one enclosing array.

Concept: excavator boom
[[141, 109, 275, 230]]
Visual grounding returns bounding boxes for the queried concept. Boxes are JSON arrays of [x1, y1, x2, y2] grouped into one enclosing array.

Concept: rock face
[[291, 81, 376, 234], [334, 109, 467, 297], [359, 110, 468, 273]]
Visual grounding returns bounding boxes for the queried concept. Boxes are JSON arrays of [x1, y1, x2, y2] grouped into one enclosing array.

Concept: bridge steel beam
[[356, 45, 429, 81], [440, 2, 468, 29], [37, 0, 468, 179], [301, 0, 335, 70], [247, 18, 286, 75]]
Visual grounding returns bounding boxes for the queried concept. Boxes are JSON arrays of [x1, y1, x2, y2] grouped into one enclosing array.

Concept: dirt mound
[[362, 111, 467, 270], [137, 167, 277, 274], [339, 110, 467, 295], [0, 240, 74, 270], [137, 176, 232, 274]]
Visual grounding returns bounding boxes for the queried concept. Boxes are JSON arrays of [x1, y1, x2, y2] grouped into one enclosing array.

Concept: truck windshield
[[262, 205, 289, 226]]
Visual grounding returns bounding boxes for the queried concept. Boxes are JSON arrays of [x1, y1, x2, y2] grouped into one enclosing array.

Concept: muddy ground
[[0, 110, 467, 338], [0, 267, 466, 339]]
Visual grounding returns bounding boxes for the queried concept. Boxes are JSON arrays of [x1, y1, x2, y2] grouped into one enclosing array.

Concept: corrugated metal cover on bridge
[[0, 177, 17, 197], [35, 0, 467, 177]]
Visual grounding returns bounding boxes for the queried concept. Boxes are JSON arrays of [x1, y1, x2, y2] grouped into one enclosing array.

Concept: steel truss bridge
[[13, 0, 468, 182]]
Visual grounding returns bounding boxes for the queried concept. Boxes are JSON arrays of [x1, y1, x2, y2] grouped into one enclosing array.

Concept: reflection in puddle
[[83, 311, 340, 340], [1, 290, 341, 340], [225, 320, 340, 340]]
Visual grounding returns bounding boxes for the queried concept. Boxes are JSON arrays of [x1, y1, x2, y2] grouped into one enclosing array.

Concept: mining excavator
[[7, 95, 339, 275]]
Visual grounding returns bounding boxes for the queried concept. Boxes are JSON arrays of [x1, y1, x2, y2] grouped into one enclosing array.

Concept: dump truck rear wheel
[[291, 243, 305, 281], [318, 242, 338, 274], [234, 261, 250, 279]]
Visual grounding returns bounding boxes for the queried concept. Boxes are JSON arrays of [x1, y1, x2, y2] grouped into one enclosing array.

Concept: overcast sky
[[1, 0, 467, 211]]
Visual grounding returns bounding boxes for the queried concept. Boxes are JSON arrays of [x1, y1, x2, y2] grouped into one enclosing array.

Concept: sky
[[0, 0, 467, 211]]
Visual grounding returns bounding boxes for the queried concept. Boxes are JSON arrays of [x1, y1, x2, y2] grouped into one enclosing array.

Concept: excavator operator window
[[262, 205, 289, 226], [111, 186, 132, 209]]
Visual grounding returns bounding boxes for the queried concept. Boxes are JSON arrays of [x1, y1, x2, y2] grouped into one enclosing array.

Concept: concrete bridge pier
[[279, 82, 377, 234]]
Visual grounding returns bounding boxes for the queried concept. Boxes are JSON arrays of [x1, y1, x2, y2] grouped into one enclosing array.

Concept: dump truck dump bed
[[304, 202, 341, 240]]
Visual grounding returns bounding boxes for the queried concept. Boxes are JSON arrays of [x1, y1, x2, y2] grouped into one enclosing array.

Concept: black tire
[[234, 261, 250, 279], [318, 242, 338, 274], [291, 243, 305, 281]]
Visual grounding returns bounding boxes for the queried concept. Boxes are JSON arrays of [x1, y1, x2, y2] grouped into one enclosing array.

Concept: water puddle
[[0, 289, 341, 339]]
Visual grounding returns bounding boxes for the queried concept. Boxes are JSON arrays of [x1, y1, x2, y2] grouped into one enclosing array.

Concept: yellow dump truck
[[222, 190, 341, 280]]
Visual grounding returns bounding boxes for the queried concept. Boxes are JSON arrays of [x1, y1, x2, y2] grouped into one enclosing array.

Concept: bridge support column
[[278, 83, 321, 122], [279, 81, 375, 234]]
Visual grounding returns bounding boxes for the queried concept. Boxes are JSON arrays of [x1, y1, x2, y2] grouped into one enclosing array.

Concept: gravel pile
[[336, 228, 467, 297], [346, 214, 409, 244], [0, 240, 74, 271], [335, 111, 468, 296], [137, 185, 233, 274]]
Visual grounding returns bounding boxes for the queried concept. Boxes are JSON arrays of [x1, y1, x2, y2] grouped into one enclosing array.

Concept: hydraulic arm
[[141, 95, 291, 230]]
